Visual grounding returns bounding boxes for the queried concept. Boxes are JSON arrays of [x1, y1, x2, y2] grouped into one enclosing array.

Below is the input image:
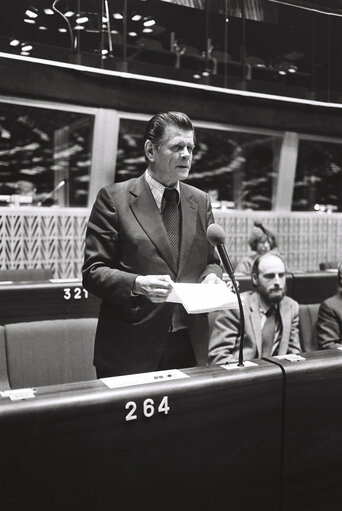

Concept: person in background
[[209, 252, 301, 364], [82, 111, 223, 378], [235, 224, 278, 275], [317, 261, 342, 350]]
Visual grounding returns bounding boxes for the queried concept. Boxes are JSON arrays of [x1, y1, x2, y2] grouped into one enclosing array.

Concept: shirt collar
[[145, 170, 180, 212]]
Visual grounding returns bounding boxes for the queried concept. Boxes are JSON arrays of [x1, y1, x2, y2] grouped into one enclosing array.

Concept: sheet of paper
[[166, 282, 240, 314]]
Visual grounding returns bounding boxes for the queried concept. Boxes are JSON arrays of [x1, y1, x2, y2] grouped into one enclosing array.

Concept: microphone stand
[[216, 244, 245, 367]]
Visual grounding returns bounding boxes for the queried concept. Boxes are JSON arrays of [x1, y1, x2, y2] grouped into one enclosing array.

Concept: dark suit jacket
[[208, 291, 301, 364], [82, 174, 222, 376], [317, 291, 342, 350]]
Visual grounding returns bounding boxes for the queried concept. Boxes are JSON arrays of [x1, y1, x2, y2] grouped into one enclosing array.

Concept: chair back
[[4, 318, 97, 388], [299, 304, 320, 352]]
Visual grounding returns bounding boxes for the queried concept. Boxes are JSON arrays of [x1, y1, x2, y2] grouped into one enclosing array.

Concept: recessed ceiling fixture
[[143, 19, 156, 27], [10, 39, 20, 47], [76, 16, 89, 24], [25, 8, 38, 19]]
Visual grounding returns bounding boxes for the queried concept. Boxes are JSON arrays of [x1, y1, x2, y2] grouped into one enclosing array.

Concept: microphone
[[37, 180, 67, 206], [253, 221, 273, 245], [207, 223, 245, 366]]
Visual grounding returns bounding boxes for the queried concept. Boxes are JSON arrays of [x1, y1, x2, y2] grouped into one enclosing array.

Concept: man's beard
[[259, 286, 285, 305]]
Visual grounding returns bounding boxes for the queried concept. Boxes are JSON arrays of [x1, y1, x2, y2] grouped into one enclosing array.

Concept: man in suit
[[317, 261, 342, 350], [83, 112, 223, 377], [209, 252, 301, 364]]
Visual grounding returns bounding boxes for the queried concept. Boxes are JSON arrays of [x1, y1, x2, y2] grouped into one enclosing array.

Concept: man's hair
[[338, 261, 342, 287], [144, 111, 194, 146], [248, 227, 277, 251], [251, 252, 286, 283]]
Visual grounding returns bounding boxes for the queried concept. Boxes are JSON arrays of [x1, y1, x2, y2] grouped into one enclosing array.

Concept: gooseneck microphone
[[207, 224, 245, 366], [253, 221, 273, 245]]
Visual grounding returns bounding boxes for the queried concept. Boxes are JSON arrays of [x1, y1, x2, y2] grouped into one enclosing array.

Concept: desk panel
[[0, 362, 283, 511], [266, 350, 342, 511], [0, 280, 100, 323], [292, 271, 338, 304]]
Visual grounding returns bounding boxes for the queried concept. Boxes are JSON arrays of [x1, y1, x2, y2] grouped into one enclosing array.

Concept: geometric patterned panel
[[0, 207, 89, 279], [214, 211, 342, 272], [0, 207, 341, 278]]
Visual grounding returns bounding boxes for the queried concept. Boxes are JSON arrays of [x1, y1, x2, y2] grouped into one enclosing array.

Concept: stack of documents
[[166, 282, 240, 314]]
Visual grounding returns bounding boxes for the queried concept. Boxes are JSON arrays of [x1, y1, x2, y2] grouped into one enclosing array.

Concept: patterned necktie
[[261, 307, 276, 356], [162, 188, 180, 266]]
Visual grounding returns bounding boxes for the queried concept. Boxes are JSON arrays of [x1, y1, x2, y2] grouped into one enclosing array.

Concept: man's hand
[[133, 275, 173, 303], [201, 273, 225, 285]]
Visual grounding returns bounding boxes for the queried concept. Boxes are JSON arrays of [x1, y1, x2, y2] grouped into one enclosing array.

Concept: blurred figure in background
[[235, 223, 278, 275], [317, 261, 342, 350]]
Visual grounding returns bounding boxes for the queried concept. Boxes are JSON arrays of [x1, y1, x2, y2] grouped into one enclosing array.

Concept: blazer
[[317, 291, 342, 350], [82, 174, 222, 376], [208, 291, 301, 364]]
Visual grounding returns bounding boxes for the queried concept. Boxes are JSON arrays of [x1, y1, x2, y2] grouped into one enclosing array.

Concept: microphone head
[[253, 221, 263, 228], [207, 223, 226, 246]]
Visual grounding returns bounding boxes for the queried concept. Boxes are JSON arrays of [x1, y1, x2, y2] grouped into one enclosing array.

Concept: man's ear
[[144, 139, 154, 162], [251, 273, 258, 287]]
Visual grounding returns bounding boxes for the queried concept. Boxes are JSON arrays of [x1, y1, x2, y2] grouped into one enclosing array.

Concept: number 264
[[125, 396, 170, 422]]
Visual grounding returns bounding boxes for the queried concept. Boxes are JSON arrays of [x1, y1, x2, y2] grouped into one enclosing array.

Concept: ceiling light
[[101, 49, 108, 55], [142, 28, 153, 33], [74, 25, 85, 30], [58, 28, 67, 32], [128, 32, 137, 36], [278, 70, 286, 76], [25, 9, 38, 19], [10, 39, 20, 46], [76, 16, 89, 24], [143, 19, 156, 27], [110, 29, 119, 34], [24, 19, 36, 24], [64, 11, 74, 17], [113, 13, 123, 19], [132, 14, 142, 21], [44, 8, 54, 15], [22, 44, 33, 51], [38, 26, 47, 30], [21, 51, 30, 56], [102, 16, 108, 22]]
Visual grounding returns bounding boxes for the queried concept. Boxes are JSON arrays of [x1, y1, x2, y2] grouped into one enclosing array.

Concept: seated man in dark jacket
[[317, 261, 342, 350], [209, 252, 301, 364]]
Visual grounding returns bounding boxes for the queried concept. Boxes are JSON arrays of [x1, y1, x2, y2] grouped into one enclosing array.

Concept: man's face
[[148, 126, 195, 187], [254, 254, 286, 305]]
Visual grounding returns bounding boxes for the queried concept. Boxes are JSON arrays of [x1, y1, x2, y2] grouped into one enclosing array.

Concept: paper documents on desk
[[166, 282, 240, 314]]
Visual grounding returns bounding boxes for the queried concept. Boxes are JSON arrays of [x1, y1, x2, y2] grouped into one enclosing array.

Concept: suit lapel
[[129, 176, 177, 274], [279, 300, 290, 353], [249, 293, 262, 356], [178, 184, 197, 277]]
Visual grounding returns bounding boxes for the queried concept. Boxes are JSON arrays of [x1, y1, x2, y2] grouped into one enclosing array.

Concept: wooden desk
[[265, 350, 342, 511], [0, 362, 282, 511], [0, 280, 100, 324]]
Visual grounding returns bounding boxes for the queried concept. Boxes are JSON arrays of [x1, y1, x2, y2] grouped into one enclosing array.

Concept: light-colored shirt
[[145, 170, 180, 212]]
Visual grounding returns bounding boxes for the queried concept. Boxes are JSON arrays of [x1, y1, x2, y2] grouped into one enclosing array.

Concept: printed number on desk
[[63, 287, 89, 300], [125, 396, 170, 421]]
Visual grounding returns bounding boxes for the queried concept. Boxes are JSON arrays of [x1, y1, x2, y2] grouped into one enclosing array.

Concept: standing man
[[209, 253, 301, 364], [317, 261, 342, 350], [83, 112, 223, 377]]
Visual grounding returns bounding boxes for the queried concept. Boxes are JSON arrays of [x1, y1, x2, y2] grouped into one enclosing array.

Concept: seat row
[[0, 304, 321, 391]]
